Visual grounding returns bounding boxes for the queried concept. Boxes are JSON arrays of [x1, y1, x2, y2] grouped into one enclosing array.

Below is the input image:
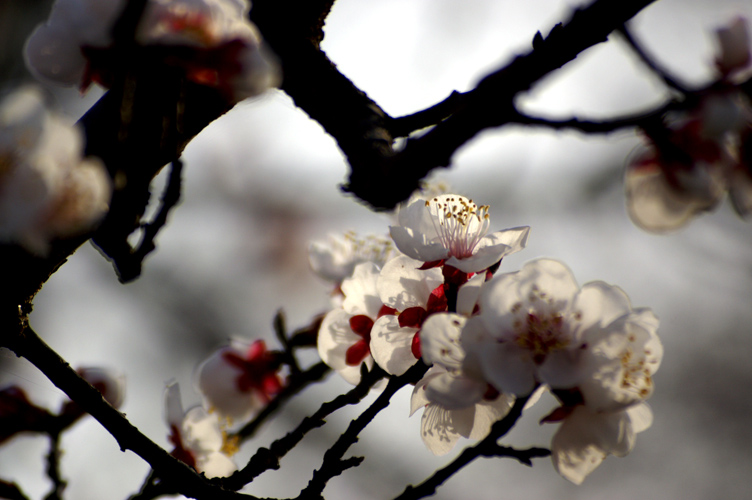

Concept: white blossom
[[308, 231, 395, 285], [0, 86, 110, 254], [25, 0, 279, 102], [317, 262, 392, 384], [195, 339, 283, 422], [471, 258, 654, 397], [411, 314, 514, 455], [164, 382, 237, 478], [389, 194, 529, 273]]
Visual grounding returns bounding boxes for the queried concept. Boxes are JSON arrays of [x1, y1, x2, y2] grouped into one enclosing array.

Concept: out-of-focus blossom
[[164, 382, 236, 478], [390, 194, 529, 274], [0, 86, 110, 254], [0, 386, 54, 444], [25, 0, 279, 103], [624, 120, 731, 232], [61, 366, 126, 421], [196, 339, 284, 422], [318, 262, 395, 384], [625, 17, 752, 231], [411, 314, 514, 455], [308, 231, 395, 285]]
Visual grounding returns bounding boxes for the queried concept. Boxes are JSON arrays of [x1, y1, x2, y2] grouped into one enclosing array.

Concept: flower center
[[425, 195, 490, 259]]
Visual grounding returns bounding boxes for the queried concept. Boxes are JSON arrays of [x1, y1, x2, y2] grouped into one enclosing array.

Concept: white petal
[[317, 309, 361, 372], [411, 366, 444, 416], [482, 259, 578, 335], [419, 404, 473, 455], [164, 382, 184, 428], [550, 406, 635, 484], [389, 225, 448, 263], [341, 262, 383, 317], [424, 372, 485, 410], [468, 394, 515, 440], [446, 226, 530, 273], [377, 255, 443, 310], [570, 281, 632, 339], [456, 272, 485, 316], [370, 315, 418, 376], [197, 451, 237, 478], [477, 343, 536, 396], [182, 406, 223, 453], [420, 313, 466, 369], [626, 402, 653, 434]]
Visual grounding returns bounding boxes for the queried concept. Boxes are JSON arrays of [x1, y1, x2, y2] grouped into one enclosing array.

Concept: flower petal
[[378, 255, 443, 310], [370, 315, 418, 376]]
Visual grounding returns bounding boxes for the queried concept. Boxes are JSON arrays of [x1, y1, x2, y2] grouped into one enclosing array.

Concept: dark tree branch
[[113, 159, 185, 283], [387, 91, 469, 138], [234, 361, 331, 442], [0, 480, 30, 500], [393, 395, 544, 500], [2, 323, 263, 500]]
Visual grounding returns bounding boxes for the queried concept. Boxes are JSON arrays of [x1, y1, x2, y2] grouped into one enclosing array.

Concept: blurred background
[[1, 0, 752, 499]]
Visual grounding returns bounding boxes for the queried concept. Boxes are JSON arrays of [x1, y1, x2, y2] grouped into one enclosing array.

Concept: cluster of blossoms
[[25, 0, 279, 103], [0, 86, 111, 254], [626, 16, 752, 232], [165, 338, 285, 477], [311, 193, 662, 484]]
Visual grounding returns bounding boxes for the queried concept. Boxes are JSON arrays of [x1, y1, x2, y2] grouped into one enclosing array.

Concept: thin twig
[[234, 361, 331, 442], [221, 364, 388, 490], [617, 24, 690, 94], [387, 91, 469, 138], [392, 395, 539, 500], [295, 362, 428, 500]]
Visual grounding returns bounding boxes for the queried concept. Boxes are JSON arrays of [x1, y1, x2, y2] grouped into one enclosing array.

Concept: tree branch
[[3, 323, 262, 500]]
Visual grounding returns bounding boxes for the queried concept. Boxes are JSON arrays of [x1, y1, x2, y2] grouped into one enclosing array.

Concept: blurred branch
[[393, 395, 546, 500], [114, 159, 184, 283], [0, 480, 30, 500], [617, 24, 690, 94], [43, 432, 65, 500]]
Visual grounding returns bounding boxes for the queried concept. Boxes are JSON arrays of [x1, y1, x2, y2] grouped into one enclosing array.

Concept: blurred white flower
[[389, 194, 529, 273], [0, 86, 110, 255], [164, 382, 237, 478], [195, 339, 284, 422], [308, 231, 395, 285], [25, 0, 279, 102]]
